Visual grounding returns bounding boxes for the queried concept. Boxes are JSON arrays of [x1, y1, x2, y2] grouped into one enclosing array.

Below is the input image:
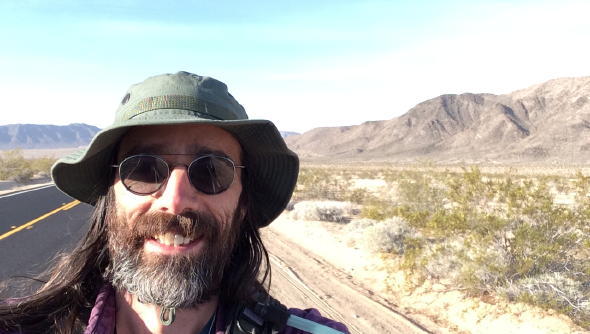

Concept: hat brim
[[51, 109, 299, 227]]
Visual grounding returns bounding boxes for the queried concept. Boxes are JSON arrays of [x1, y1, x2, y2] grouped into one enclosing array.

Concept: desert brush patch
[[290, 163, 590, 330], [0, 149, 56, 183]]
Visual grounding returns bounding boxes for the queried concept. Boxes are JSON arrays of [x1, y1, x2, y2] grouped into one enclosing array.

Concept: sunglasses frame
[[111, 153, 245, 195]]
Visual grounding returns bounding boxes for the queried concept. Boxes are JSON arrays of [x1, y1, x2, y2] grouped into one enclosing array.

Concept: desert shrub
[[397, 170, 447, 213], [455, 236, 513, 293], [360, 198, 397, 220], [362, 216, 417, 254], [422, 239, 467, 282], [29, 157, 56, 177], [399, 236, 426, 274], [294, 167, 353, 201], [500, 272, 590, 327], [574, 172, 590, 215], [294, 166, 387, 205], [289, 200, 355, 223], [346, 218, 379, 232], [393, 167, 590, 328], [0, 150, 35, 183], [507, 217, 579, 277], [344, 187, 371, 204]]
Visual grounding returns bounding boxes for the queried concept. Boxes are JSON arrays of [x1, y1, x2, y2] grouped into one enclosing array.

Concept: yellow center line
[[62, 200, 80, 211], [0, 200, 81, 240]]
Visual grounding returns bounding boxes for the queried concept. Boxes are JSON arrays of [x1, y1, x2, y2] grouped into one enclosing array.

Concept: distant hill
[[0, 123, 300, 150], [280, 131, 299, 138], [286, 76, 590, 164], [0, 123, 100, 149]]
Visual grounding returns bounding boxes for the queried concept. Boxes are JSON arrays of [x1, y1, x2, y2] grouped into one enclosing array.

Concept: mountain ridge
[[0, 123, 100, 149], [286, 76, 590, 163]]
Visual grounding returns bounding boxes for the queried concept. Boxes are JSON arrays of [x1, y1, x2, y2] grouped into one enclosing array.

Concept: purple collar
[[84, 285, 228, 334]]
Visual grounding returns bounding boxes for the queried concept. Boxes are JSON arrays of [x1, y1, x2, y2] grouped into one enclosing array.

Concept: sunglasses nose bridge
[[168, 162, 189, 173], [163, 162, 193, 190], [154, 163, 202, 215]]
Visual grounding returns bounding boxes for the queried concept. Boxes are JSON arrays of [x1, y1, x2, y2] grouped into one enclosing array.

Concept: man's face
[[106, 123, 245, 307]]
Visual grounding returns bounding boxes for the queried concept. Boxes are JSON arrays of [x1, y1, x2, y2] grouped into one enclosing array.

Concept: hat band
[[124, 95, 235, 121]]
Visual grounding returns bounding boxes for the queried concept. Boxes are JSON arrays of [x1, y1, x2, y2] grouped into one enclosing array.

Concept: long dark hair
[[0, 190, 112, 333], [0, 168, 271, 333], [220, 167, 271, 304]]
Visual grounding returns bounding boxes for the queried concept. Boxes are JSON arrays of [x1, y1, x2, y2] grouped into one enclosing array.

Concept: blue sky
[[1, 0, 589, 133]]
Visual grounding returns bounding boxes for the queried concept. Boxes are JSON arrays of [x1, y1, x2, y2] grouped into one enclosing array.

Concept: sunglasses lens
[[189, 156, 236, 194], [119, 155, 168, 194]]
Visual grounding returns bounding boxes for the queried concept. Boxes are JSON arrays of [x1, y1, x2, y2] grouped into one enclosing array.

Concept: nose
[[153, 166, 200, 215]]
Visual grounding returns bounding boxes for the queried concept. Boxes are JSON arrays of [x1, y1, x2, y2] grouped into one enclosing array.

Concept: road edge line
[[0, 184, 55, 199]]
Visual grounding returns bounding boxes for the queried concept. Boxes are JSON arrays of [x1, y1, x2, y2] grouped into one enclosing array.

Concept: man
[[0, 72, 349, 333]]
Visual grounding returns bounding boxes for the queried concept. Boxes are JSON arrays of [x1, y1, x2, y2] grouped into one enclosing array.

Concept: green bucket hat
[[51, 71, 299, 227]]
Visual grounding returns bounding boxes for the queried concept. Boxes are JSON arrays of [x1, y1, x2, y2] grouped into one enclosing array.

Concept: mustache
[[121, 211, 220, 247]]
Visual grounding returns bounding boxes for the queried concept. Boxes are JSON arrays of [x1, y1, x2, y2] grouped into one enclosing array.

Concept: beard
[[104, 209, 240, 308]]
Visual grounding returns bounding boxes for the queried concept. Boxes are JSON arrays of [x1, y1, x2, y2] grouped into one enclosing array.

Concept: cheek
[[206, 189, 242, 230], [222, 186, 242, 215], [113, 181, 152, 222]]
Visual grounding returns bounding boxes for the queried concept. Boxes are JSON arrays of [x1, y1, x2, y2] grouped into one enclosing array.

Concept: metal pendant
[[160, 306, 176, 326]]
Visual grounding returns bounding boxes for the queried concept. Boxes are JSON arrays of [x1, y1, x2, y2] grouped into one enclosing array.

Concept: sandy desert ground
[[267, 213, 587, 334]]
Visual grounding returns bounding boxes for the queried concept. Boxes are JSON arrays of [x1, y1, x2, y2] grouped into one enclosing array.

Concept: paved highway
[[0, 185, 92, 296]]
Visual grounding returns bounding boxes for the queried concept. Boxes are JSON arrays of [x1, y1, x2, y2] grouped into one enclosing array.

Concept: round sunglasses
[[112, 154, 245, 195]]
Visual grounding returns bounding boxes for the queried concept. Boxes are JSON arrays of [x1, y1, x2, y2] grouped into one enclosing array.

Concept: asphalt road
[[0, 185, 93, 296]]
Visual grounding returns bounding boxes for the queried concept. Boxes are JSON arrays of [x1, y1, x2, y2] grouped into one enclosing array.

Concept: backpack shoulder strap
[[226, 292, 289, 334], [226, 292, 345, 334]]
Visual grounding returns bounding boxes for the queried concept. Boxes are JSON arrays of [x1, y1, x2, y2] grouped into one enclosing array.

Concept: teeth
[[154, 233, 194, 247], [174, 234, 183, 247], [165, 233, 174, 246]]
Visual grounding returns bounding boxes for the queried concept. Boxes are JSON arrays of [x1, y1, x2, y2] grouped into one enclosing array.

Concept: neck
[[115, 290, 218, 334]]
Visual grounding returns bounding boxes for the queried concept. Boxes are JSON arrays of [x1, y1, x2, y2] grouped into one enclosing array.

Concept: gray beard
[[106, 245, 225, 308], [104, 211, 237, 308]]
